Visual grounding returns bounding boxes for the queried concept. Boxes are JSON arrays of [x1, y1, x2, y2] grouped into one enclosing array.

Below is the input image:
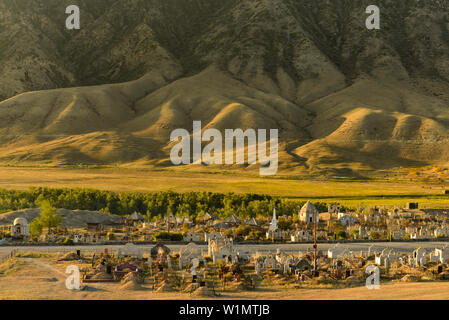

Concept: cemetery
[[3, 199, 449, 298], [4, 234, 449, 299], [2, 200, 449, 246]]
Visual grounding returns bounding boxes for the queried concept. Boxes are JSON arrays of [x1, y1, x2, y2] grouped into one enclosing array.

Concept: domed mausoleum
[[11, 217, 29, 237]]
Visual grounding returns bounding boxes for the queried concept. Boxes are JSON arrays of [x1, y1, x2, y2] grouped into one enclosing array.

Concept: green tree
[[38, 200, 62, 231], [278, 217, 292, 230], [249, 230, 264, 240], [235, 225, 251, 238], [336, 230, 347, 240], [29, 218, 43, 237]]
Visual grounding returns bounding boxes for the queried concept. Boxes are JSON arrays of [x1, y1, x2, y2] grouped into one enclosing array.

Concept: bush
[[370, 232, 382, 240], [154, 231, 171, 240], [235, 225, 251, 237], [169, 233, 183, 241], [224, 229, 233, 238], [29, 219, 43, 237], [63, 238, 74, 246], [248, 230, 264, 240], [278, 217, 292, 230], [336, 230, 347, 240], [106, 232, 116, 241]]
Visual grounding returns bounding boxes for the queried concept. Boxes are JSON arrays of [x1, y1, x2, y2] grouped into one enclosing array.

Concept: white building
[[268, 208, 278, 232], [299, 201, 319, 224], [11, 217, 29, 237], [266, 208, 284, 240]]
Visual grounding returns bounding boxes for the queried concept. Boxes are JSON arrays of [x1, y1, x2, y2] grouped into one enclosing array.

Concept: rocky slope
[[0, 0, 448, 177]]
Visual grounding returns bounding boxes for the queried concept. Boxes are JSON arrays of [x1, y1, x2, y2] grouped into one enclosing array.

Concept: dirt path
[[3, 258, 449, 299], [23, 258, 68, 279]]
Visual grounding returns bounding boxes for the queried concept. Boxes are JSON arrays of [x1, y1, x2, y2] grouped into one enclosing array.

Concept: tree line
[[0, 187, 329, 220]]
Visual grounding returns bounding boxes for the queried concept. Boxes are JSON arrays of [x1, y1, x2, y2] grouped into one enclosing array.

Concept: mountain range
[[1, 0, 449, 178]]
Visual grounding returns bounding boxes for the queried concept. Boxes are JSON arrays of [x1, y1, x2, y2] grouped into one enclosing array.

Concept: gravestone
[[191, 258, 199, 282], [167, 255, 172, 269], [255, 262, 261, 276], [384, 257, 390, 270]]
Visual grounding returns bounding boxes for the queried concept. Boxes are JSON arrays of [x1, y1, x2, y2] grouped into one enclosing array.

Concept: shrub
[[106, 232, 116, 241], [169, 233, 183, 241], [370, 232, 382, 240], [278, 217, 292, 230], [235, 225, 251, 237], [153, 231, 183, 241], [29, 219, 43, 237], [248, 230, 264, 240], [153, 231, 171, 240], [63, 238, 74, 246], [336, 230, 347, 240]]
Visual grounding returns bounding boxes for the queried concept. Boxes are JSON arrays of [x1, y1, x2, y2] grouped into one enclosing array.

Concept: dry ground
[[2, 257, 449, 300]]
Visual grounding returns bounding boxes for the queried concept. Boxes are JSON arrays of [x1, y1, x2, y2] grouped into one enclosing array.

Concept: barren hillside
[[0, 0, 448, 177]]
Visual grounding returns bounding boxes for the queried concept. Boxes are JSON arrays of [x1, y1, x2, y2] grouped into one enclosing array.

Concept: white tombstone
[[283, 262, 289, 274], [413, 248, 426, 266], [435, 247, 449, 263], [384, 257, 390, 270], [191, 258, 199, 276], [419, 256, 426, 267], [408, 255, 415, 267], [255, 262, 261, 276], [430, 253, 440, 263], [375, 255, 382, 266], [167, 255, 172, 269]]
